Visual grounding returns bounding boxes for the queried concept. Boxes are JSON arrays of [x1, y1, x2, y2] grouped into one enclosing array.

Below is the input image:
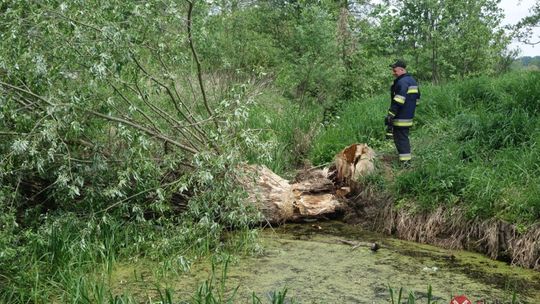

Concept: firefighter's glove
[[384, 115, 394, 126]]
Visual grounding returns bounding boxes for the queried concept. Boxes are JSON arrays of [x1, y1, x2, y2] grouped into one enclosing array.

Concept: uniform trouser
[[393, 127, 411, 161]]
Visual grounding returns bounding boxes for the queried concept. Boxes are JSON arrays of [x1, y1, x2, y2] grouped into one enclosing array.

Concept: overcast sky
[[500, 0, 539, 57]]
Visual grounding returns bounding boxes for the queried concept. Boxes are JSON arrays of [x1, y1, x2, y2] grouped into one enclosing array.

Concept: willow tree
[[0, 1, 264, 216]]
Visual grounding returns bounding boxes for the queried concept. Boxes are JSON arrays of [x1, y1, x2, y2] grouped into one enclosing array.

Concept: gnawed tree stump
[[240, 165, 343, 223], [329, 143, 376, 186], [240, 143, 375, 224], [240, 165, 296, 224]]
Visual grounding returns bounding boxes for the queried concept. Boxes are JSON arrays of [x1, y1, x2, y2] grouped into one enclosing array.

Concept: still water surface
[[113, 221, 540, 303]]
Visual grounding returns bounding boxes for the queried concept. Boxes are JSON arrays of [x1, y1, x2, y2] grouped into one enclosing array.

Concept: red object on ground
[[450, 295, 471, 304]]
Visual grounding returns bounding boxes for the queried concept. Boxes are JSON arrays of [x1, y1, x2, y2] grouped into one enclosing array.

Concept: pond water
[[112, 221, 540, 303]]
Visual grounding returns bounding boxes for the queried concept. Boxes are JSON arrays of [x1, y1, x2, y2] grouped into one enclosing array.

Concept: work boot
[[400, 160, 412, 169]]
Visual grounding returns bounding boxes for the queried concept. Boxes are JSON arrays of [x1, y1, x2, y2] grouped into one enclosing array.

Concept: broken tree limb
[[339, 239, 379, 251]]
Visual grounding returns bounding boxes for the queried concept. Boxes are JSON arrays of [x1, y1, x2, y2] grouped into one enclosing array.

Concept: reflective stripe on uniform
[[393, 95, 405, 104], [399, 153, 412, 161], [393, 119, 413, 127], [407, 86, 419, 94]]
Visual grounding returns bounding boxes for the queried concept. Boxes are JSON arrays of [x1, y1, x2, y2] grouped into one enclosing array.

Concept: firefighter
[[385, 59, 420, 165]]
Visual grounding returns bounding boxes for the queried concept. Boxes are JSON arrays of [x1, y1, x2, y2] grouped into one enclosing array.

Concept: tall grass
[[388, 285, 519, 304], [310, 71, 540, 225], [0, 209, 260, 303], [308, 96, 389, 165], [243, 90, 323, 175]]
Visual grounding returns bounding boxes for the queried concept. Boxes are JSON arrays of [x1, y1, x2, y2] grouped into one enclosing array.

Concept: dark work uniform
[[388, 73, 420, 161]]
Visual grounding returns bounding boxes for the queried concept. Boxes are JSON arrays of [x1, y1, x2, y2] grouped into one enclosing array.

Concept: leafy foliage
[[311, 72, 540, 224], [0, 1, 262, 302], [513, 1, 540, 45], [373, 0, 512, 82], [0, 0, 529, 302]]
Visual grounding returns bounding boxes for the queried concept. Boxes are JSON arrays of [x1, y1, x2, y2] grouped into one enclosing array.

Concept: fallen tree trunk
[[239, 143, 376, 224], [240, 165, 344, 224], [237, 141, 540, 271]]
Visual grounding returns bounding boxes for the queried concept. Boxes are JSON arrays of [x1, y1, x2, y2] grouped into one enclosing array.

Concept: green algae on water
[[110, 221, 540, 303]]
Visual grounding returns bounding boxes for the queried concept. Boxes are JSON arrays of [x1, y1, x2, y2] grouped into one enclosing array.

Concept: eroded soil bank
[[345, 186, 540, 272]]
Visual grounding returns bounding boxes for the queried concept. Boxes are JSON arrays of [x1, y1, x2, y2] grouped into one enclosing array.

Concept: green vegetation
[[311, 72, 540, 225], [512, 56, 540, 71], [242, 91, 323, 175], [0, 0, 537, 302], [388, 285, 437, 304]]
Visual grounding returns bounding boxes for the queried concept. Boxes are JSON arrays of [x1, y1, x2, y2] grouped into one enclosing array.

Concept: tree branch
[[155, 48, 199, 122], [86, 110, 199, 154], [131, 78, 206, 148], [140, 45, 214, 143], [109, 80, 163, 134], [0, 81, 54, 107], [0, 131, 27, 136], [130, 52, 192, 122], [98, 177, 187, 213], [186, 0, 218, 129]]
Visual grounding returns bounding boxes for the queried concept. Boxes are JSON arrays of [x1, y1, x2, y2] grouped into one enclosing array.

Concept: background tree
[[372, 0, 510, 83], [514, 0, 540, 45]]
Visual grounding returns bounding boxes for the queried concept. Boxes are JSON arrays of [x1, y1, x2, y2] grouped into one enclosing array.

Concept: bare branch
[[155, 48, 198, 122], [105, 62, 206, 150], [10, 93, 32, 108], [98, 177, 188, 213], [109, 80, 163, 133], [0, 81, 54, 107], [130, 53, 191, 121], [131, 79, 206, 148], [186, 0, 218, 129], [147, 44, 211, 141], [130, 55, 217, 151], [0, 131, 27, 136], [48, 10, 107, 38], [86, 109, 198, 154]]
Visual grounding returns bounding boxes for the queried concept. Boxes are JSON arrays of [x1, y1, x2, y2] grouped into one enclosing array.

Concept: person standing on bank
[[385, 60, 420, 165]]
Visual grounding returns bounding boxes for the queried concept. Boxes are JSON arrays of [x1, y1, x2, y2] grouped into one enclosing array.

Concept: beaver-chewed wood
[[238, 143, 376, 224], [239, 164, 344, 224]]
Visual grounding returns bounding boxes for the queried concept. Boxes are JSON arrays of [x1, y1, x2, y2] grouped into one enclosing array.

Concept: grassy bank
[[310, 71, 540, 227], [243, 90, 323, 176]]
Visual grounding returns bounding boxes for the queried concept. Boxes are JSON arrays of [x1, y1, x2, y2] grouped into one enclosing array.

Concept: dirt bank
[[344, 186, 540, 271]]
